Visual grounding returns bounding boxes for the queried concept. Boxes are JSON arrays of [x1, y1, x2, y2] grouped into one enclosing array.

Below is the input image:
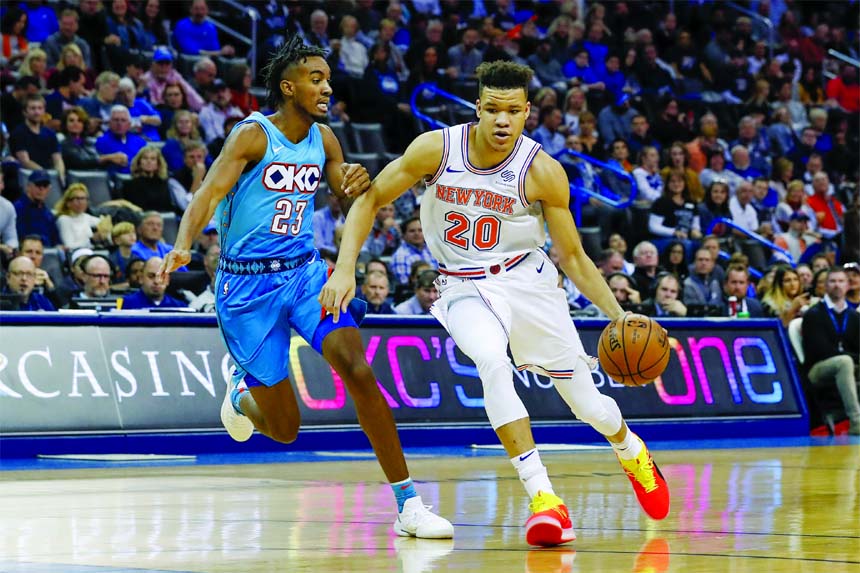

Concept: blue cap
[[28, 170, 51, 184], [153, 46, 173, 62], [616, 93, 630, 107], [202, 224, 218, 234]]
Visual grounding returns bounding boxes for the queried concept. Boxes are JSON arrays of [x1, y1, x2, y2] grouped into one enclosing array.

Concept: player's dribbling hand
[[318, 267, 356, 323], [158, 249, 191, 280], [340, 163, 370, 198]]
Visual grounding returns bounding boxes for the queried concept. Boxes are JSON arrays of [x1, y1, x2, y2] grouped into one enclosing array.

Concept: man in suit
[[721, 265, 764, 317], [643, 273, 687, 317]]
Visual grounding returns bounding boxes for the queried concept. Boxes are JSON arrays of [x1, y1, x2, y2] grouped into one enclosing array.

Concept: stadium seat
[[345, 152, 381, 178], [67, 170, 113, 206], [160, 212, 179, 245], [329, 121, 354, 155], [351, 123, 398, 161], [176, 53, 203, 77], [579, 227, 603, 260]]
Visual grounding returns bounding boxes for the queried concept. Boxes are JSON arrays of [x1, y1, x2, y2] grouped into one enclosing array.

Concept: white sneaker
[[394, 537, 454, 573], [221, 367, 253, 442], [393, 496, 454, 539]]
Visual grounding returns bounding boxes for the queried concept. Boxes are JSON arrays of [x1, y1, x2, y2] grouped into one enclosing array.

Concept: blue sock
[[391, 477, 418, 512], [230, 386, 246, 415]]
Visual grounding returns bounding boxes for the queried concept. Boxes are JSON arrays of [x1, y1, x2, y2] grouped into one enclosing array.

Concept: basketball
[[598, 314, 670, 387]]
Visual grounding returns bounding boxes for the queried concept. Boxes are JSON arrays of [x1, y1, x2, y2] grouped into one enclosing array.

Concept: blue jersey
[[216, 112, 325, 261]]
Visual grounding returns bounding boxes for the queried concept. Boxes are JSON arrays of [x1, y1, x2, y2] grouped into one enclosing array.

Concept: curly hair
[[262, 34, 327, 109], [475, 60, 533, 97]]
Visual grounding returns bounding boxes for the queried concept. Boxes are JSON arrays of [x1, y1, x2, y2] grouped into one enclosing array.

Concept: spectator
[[685, 113, 728, 173], [60, 107, 127, 172], [0, 174, 18, 258], [1, 76, 41, 132], [798, 65, 826, 105], [167, 141, 207, 211], [644, 273, 687, 317], [774, 212, 818, 264], [845, 263, 860, 310], [628, 115, 660, 156], [769, 157, 795, 201], [1, 8, 29, 69], [697, 179, 732, 236], [405, 19, 448, 72], [808, 108, 832, 155], [632, 146, 663, 204], [597, 93, 638, 146], [650, 97, 693, 149], [721, 264, 764, 317], [94, 105, 147, 175], [19, 48, 50, 92], [108, 221, 136, 285], [21, 0, 59, 44], [631, 240, 661, 296], [121, 145, 173, 213], [80, 71, 120, 133], [42, 9, 92, 69], [533, 105, 565, 158], [729, 181, 760, 234], [226, 63, 258, 116], [207, 115, 241, 159], [667, 29, 710, 93], [174, 0, 233, 57], [577, 111, 601, 157], [810, 253, 832, 275], [810, 268, 829, 304], [139, 0, 168, 47], [801, 267, 860, 435], [768, 108, 797, 160], [775, 180, 818, 233], [562, 87, 587, 135], [796, 263, 814, 293], [727, 146, 763, 182], [391, 217, 438, 285], [73, 254, 115, 304], [659, 240, 689, 282], [121, 256, 186, 309], [362, 270, 396, 315], [312, 191, 344, 253], [661, 142, 704, 202], [9, 94, 65, 181], [681, 246, 723, 310], [362, 203, 400, 257], [649, 170, 701, 256], [143, 47, 204, 112], [179, 242, 218, 310], [116, 78, 161, 141], [606, 233, 635, 275], [447, 27, 483, 80], [527, 38, 568, 92], [560, 47, 603, 92], [17, 234, 62, 304], [125, 257, 145, 291], [105, 0, 152, 65], [595, 272, 641, 314], [825, 64, 859, 114], [1, 256, 55, 311], [46, 44, 95, 93], [131, 211, 179, 264], [699, 147, 740, 195], [198, 79, 242, 144], [54, 183, 111, 249], [156, 84, 193, 141], [762, 265, 809, 327], [14, 170, 60, 247], [185, 57, 218, 100], [637, 44, 675, 96], [607, 138, 633, 173], [751, 177, 779, 235], [76, 0, 117, 71], [333, 15, 369, 79], [395, 269, 439, 315], [731, 116, 770, 174], [806, 172, 844, 241], [305, 9, 331, 51], [743, 78, 772, 121]]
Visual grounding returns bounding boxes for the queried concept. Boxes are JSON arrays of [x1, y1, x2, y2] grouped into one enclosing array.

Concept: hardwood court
[[1, 443, 858, 573]]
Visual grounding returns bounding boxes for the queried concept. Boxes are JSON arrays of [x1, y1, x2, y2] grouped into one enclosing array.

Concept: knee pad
[[571, 392, 623, 436], [477, 357, 529, 430]]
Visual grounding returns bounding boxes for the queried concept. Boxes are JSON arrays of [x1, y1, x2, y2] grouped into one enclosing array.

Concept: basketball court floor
[[1, 438, 858, 573]]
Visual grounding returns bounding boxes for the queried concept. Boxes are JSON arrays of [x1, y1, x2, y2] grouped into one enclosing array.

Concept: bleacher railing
[[706, 217, 796, 266], [726, 2, 774, 60], [213, 0, 259, 80], [409, 82, 638, 224]]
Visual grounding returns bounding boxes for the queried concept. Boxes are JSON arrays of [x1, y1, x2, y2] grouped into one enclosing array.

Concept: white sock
[[611, 431, 643, 460], [510, 448, 553, 498]]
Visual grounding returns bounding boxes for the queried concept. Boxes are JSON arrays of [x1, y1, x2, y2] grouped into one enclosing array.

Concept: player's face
[[286, 57, 332, 121], [476, 87, 530, 152]]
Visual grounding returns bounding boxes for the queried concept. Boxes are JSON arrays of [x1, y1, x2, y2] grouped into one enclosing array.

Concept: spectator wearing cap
[[121, 257, 187, 310], [774, 212, 818, 263], [1, 256, 55, 311], [198, 79, 242, 144], [9, 94, 65, 181], [14, 170, 60, 247], [94, 105, 147, 175], [721, 265, 763, 317], [42, 9, 92, 68], [116, 77, 161, 142], [313, 191, 345, 253], [597, 93, 638, 148], [143, 47, 205, 112], [391, 217, 438, 285], [801, 267, 860, 435], [394, 270, 439, 315], [174, 0, 234, 57]]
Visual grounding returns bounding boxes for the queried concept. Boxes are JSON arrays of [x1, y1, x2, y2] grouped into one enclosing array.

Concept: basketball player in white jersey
[[320, 61, 670, 547]]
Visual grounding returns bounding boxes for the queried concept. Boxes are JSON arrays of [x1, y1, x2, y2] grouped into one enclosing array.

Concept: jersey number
[[443, 212, 501, 251], [270, 199, 308, 236]]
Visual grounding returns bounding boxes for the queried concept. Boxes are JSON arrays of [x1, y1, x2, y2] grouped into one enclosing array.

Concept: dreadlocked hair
[[475, 61, 533, 97], [262, 35, 327, 109]]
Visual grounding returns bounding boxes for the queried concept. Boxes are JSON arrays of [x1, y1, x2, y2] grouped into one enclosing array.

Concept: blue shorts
[[214, 252, 367, 387]]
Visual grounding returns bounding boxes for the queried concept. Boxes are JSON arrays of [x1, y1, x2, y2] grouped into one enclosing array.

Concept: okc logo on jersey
[[262, 162, 321, 194]]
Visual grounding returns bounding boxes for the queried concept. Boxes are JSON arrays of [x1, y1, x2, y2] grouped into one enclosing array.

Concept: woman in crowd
[[577, 111, 601, 158], [139, 0, 168, 48], [660, 240, 689, 282], [227, 62, 259, 116], [46, 44, 95, 91], [155, 82, 192, 139], [632, 145, 663, 204], [54, 183, 112, 250], [60, 107, 129, 171], [761, 265, 809, 327], [649, 170, 701, 256], [562, 86, 588, 135], [769, 157, 795, 200], [661, 142, 704, 202], [106, 0, 152, 54], [120, 145, 174, 213], [699, 146, 740, 194], [697, 179, 733, 236], [18, 48, 50, 92], [1, 7, 28, 68], [160, 110, 206, 173], [775, 180, 818, 232]]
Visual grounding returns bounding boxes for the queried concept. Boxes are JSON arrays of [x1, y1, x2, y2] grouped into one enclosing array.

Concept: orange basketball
[[598, 314, 670, 387]]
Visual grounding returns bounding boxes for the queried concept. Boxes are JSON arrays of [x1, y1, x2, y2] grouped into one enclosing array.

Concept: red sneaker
[[633, 538, 670, 573], [617, 437, 670, 520], [525, 491, 576, 547]]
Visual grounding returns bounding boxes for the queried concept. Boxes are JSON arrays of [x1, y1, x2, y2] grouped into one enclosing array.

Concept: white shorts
[[431, 249, 590, 379]]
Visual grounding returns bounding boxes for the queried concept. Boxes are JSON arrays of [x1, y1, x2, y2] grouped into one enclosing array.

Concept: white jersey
[[420, 123, 546, 273]]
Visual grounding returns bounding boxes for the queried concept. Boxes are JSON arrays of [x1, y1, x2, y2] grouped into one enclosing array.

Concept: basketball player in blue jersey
[[158, 37, 452, 539], [322, 61, 670, 547]]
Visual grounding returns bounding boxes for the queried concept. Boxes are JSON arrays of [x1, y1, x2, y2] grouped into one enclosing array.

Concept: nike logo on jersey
[[536, 261, 545, 273], [519, 451, 535, 462], [446, 166, 464, 173], [272, 144, 284, 153]]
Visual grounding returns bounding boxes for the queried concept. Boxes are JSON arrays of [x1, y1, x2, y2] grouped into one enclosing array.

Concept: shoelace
[[528, 493, 567, 521], [624, 454, 659, 494]]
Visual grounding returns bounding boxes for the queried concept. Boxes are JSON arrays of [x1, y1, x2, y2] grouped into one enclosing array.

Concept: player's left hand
[[318, 267, 357, 323], [341, 163, 370, 198]]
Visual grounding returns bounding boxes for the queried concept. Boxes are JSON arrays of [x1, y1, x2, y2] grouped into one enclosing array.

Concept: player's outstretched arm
[[319, 130, 444, 320], [528, 152, 625, 321], [158, 123, 266, 278], [318, 124, 370, 200]]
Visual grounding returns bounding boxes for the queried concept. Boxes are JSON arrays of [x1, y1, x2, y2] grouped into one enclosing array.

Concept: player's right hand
[[158, 249, 191, 281], [318, 268, 356, 324]]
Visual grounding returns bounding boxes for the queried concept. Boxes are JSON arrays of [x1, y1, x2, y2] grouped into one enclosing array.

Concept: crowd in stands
[[0, 2, 858, 427]]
